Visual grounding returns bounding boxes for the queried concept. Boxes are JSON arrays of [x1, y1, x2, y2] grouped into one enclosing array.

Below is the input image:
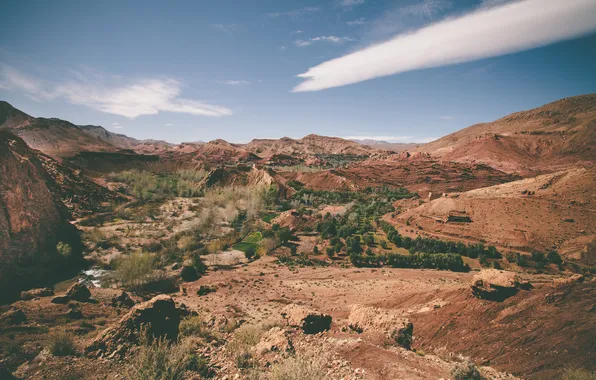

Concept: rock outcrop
[[254, 327, 294, 356], [347, 305, 414, 349], [281, 305, 332, 334], [0, 131, 82, 303], [20, 288, 54, 300], [86, 295, 182, 358], [471, 269, 530, 301], [66, 283, 92, 302]]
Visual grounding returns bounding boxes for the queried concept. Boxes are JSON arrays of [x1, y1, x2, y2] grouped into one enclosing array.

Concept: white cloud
[[291, 30, 304, 34], [339, 0, 365, 7], [0, 64, 232, 118], [218, 80, 250, 86], [268, 7, 320, 18], [293, 0, 596, 92], [347, 17, 367, 26], [295, 36, 356, 47], [400, 0, 452, 17], [280, 46, 287, 51], [439, 116, 453, 121], [165, 123, 173, 127]]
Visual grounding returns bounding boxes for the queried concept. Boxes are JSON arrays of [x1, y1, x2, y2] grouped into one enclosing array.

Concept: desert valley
[[0, 93, 595, 379]]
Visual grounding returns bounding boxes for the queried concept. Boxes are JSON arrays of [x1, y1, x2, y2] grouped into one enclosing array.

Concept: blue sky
[[1, 0, 595, 144]]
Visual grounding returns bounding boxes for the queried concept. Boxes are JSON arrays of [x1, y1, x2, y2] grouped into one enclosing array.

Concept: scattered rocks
[[471, 269, 529, 301], [86, 295, 181, 358], [281, 305, 332, 334], [66, 283, 92, 302], [111, 291, 135, 308], [0, 308, 27, 325], [347, 305, 414, 349], [254, 327, 294, 355], [553, 274, 584, 287], [20, 287, 54, 300]]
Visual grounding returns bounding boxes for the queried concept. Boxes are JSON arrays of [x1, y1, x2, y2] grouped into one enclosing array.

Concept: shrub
[[244, 245, 256, 261], [228, 324, 263, 369], [326, 246, 335, 258], [560, 368, 596, 380], [452, 361, 484, 380], [179, 316, 204, 338], [114, 252, 156, 290], [547, 250, 563, 264], [125, 337, 197, 380], [269, 355, 327, 380], [56, 242, 73, 260], [180, 266, 199, 282], [48, 330, 76, 356]]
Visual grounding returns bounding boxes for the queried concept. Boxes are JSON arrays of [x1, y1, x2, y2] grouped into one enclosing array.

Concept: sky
[[1, 0, 595, 144]]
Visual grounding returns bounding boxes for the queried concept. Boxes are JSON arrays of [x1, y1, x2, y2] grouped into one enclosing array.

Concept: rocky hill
[[417, 94, 596, 173], [0, 131, 84, 302], [245, 134, 375, 158]]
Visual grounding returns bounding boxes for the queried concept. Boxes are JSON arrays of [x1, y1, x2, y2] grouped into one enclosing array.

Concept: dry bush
[[125, 336, 197, 380], [113, 252, 156, 290], [561, 368, 596, 380], [269, 355, 328, 380], [48, 330, 76, 356], [228, 324, 265, 369], [452, 361, 483, 380]]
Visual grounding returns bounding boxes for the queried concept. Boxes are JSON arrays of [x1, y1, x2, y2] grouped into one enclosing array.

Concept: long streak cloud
[[293, 0, 596, 92]]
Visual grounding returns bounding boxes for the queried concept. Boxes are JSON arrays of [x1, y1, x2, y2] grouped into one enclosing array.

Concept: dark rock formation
[[86, 295, 182, 358], [281, 305, 332, 334], [20, 288, 54, 300]]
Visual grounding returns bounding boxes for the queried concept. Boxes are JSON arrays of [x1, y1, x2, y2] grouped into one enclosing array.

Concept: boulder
[[66, 304, 83, 320], [0, 308, 26, 325], [20, 288, 54, 300], [51, 296, 70, 305], [111, 291, 135, 308], [86, 295, 181, 358], [347, 305, 413, 349], [471, 269, 526, 301], [254, 327, 294, 355], [66, 283, 91, 302], [281, 305, 331, 334]]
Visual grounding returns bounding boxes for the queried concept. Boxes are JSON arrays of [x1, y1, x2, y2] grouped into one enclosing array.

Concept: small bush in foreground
[[561, 368, 596, 380], [269, 355, 327, 380], [48, 330, 76, 356], [452, 361, 484, 380], [125, 337, 200, 380]]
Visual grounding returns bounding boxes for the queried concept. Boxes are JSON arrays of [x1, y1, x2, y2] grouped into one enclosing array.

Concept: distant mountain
[[245, 134, 375, 157], [416, 94, 596, 173], [350, 139, 420, 152], [0, 101, 171, 158]]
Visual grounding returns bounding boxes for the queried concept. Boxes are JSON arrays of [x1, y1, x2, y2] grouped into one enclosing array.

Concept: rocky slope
[[0, 131, 83, 302], [416, 94, 596, 173]]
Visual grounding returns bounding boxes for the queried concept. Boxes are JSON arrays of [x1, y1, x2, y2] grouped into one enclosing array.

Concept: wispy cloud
[[347, 17, 367, 26], [165, 123, 173, 127], [400, 0, 452, 17], [295, 36, 356, 47], [211, 24, 244, 35], [111, 122, 123, 129], [339, 0, 365, 8], [268, 7, 320, 18], [0, 64, 233, 118], [218, 80, 250, 86], [439, 116, 453, 121], [293, 0, 596, 92]]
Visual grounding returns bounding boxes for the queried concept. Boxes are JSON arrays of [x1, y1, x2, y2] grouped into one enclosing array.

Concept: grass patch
[[261, 212, 279, 223], [48, 330, 77, 356], [233, 242, 258, 253], [244, 232, 264, 244]]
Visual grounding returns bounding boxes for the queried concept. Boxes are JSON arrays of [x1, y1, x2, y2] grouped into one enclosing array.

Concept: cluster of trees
[[349, 251, 469, 272], [107, 169, 207, 201], [379, 221, 501, 259], [293, 186, 414, 208]]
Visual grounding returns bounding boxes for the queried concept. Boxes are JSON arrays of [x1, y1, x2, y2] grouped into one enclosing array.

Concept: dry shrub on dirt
[[451, 361, 484, 380], [561, 368, 596, 380], [228, 324, 266, 369], [48, 330, 76, 356], [125, 336, 201, 380], [113, 252, 156, 290], [269, 355, 328, 380]]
